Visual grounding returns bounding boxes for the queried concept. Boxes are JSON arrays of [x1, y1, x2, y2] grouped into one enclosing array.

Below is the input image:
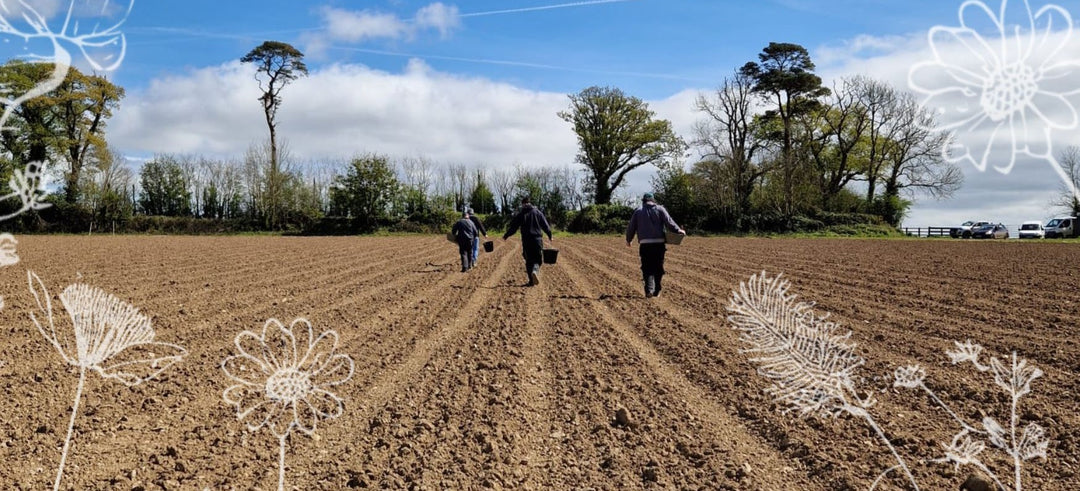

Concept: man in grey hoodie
[[626, 192, 684, 298]]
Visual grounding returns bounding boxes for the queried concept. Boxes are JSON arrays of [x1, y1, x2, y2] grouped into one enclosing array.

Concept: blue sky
[[117, 0, 956, 96], [4, 0, 1080, 228]]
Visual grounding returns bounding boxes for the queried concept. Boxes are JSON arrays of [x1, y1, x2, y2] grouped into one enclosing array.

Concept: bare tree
[[490, 167, 515, 214], [880, 92, 961, 200], [1052, 146, 1080, 217], [694, 72, 767, 225]]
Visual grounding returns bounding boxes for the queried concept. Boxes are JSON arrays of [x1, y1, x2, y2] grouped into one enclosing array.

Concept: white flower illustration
[[0, 0, 131, 130], [892, 365, 927, 389], [0, 233, 17, 266], [28, 270, 186, 491], [943, 430, 987, 469], [222, 318, 354, 491], [946, 339, 989, 370], [909, 0, 1080, 197]]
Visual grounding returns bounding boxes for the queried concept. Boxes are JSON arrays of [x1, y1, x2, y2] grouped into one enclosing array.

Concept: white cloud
[[319, 7, 410, 43], [303, 3, 462, 58], [111, 59, 578, 168], [415, 3, 461, 38]]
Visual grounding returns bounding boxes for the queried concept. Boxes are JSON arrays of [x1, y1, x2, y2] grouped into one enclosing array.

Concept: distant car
[[1044, 216, 1078, 238], [951, 220, 991, 238], [972, 223, 1009, 239], [1018, 221, 1044, 239]]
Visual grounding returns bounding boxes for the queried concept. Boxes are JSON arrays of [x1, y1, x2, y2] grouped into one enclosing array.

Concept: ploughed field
[[0, 235, 1077, 489]]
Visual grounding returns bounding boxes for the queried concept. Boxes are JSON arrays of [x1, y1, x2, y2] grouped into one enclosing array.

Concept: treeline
[[0, 42, 962, 236]]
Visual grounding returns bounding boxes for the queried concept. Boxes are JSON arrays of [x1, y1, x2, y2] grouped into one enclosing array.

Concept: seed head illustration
[[0, 0, 131, 130], [27, 270, 187, 491], [909, 0, 1080, 199], [222, 318, 354, 491]]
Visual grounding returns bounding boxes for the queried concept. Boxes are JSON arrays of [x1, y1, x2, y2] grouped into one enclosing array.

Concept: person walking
[[466, 207, 488, 264], [502, 197, 553, 286], [626, 192, 684, 298], [452, 211, 478, 272]]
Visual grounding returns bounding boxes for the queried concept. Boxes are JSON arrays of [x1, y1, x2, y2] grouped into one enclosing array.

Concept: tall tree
[[694, 72, 767, 228], [740, 43, 830, 215], [558, 86, 684, 205], [241, 41, 308, 229], [0, 61, 123, 203]]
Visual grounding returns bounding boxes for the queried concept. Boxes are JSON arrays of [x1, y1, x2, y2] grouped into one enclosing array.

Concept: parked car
[[1044, 216, 1078, 238], [1018, 221, 1045, 239], [951, 220, 991, 238], [972, 223, 1009, 239]]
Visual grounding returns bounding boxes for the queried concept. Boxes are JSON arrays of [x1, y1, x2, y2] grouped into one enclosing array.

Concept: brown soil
[[0, 235, 1076, 489]]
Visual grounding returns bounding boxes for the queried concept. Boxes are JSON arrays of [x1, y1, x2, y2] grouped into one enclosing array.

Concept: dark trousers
[[639, 243, 666, 295], [522, 236, 544, 274], [458, 239, 474, 271]]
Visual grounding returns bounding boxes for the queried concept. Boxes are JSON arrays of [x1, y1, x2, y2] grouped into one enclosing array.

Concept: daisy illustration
[[909, 0, 1080, 198], [27, 271, 187, 491], [222, 318, 354, 491], [0, 0, 131, 131]]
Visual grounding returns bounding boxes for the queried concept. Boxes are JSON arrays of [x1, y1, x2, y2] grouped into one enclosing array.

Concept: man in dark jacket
[[452, 211, 478, 272], [502, 197, 553, 286], [466, 207, 488, 264], [626, 192, 684, 298]]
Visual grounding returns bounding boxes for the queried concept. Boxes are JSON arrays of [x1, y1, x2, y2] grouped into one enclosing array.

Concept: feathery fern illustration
[[727, 271, 919, 490]]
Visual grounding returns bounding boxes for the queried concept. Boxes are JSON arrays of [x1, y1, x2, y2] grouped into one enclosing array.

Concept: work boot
[[654, 276, 662, 298], [644, 275, 655, 298]]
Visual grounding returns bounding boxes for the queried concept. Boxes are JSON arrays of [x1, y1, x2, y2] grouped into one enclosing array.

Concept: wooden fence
[[901, 226, 954, 238]]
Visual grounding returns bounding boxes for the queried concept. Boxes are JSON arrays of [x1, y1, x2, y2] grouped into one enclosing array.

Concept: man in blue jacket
[[452, 211, 478, 272], [626, 192, 684, 298], [502, 197, 553, 286]]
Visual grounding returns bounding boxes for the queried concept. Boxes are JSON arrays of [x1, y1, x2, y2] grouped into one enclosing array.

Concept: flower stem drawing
[[728, 272, 1051, 490], [726, 271, 920, 490], [27, 270, 187, 491], [895, 341, 1048, 491], [221, 318, 355, 491]]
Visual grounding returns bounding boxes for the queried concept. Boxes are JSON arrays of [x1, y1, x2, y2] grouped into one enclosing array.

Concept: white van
[[1018, 221, 1045, 239], [1044, 216, 1078, 238]]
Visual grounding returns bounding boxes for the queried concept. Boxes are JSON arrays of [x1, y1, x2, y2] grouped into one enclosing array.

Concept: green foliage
[[139, 156, 192, 216], [469, 177, 497, 214], [559, 86, 685, 204], [651, 165, 701, 229], [0, 60, 123, 203], [330, 154, 401, 232], [567, 204, 634, 234], [868, 193, 911, 227]]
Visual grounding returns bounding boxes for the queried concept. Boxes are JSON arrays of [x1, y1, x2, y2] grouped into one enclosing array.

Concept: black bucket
[[483, 241, 494, 253], [542, 248, 559, 264]]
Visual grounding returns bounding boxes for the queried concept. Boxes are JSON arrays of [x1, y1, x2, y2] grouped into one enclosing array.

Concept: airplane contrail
[[460, 0, 636, 18]]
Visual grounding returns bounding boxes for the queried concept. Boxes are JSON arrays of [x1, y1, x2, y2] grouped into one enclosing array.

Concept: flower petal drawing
[[910, 0, 1080, 198], [95, 341, 187, 386], [223, 353, 270, 386], [220, 317, 355, 489], [1019, 423, 1049, 460], [983, 416, 1009, 449]]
